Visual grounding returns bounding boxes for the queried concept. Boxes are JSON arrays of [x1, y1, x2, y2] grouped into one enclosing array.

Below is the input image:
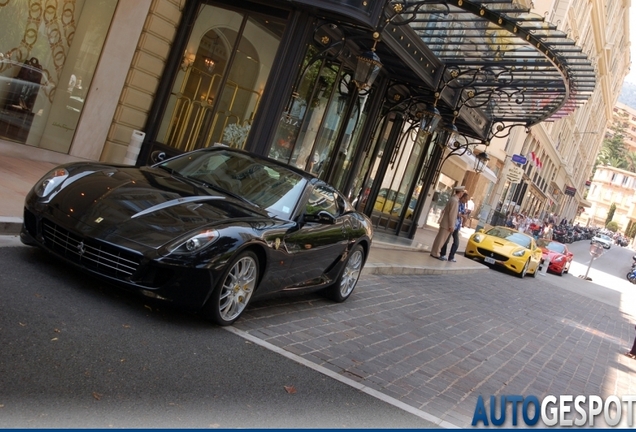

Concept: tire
[[559, 265, 565, 276], [203, 250, 259, 326], [326, 244, 365, 302], [518, 259, 529, 278]]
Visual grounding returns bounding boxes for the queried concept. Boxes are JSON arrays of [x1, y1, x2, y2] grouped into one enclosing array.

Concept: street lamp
[[474, 151, 490, 173], [439, 121, 458, 148], [353, 33, 382, 90], [419, 104, 442, 135]]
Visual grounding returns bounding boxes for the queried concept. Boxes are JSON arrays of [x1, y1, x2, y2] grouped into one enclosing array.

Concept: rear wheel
[[203, 251, 259, 326], [326, 244, 365, 302]]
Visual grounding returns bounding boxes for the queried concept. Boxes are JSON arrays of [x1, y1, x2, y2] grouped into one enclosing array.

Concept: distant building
[[579, 102, 636, 230], [584, 165, 636, 230], [611, 102, 636, 151]]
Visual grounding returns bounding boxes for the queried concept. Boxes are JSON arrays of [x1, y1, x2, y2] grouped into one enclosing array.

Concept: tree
[[606, 221, 619, 232], [625, 152, 636, 173], [605, 202, 616, 227], [594, 125, 628, 174]]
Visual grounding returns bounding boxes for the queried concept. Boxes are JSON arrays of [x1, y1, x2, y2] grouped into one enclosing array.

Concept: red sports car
[[537, 239, 573, 276]]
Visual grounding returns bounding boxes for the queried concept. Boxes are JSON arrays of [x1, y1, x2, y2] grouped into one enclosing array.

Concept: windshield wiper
[[186, 176, 257, 208]]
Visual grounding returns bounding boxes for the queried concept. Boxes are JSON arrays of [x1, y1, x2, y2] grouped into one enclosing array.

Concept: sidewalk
[[0, 153, 486, 275]]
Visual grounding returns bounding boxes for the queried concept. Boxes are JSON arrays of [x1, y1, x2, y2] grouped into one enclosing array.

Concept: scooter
[[627, 256, 636, 283], [627, 268, 636, 284]]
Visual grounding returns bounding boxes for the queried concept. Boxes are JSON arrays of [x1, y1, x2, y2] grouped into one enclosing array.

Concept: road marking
[[224, 326, 460, 429]]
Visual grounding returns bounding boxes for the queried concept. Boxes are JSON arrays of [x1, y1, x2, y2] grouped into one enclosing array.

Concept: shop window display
[[0, 0, 116, 151]]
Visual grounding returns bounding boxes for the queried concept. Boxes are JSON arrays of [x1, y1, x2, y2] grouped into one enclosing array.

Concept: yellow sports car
[[464, 226, 542, 278]]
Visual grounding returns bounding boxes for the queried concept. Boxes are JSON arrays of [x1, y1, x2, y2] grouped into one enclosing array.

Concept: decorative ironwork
[[378, 0, 595, 138]]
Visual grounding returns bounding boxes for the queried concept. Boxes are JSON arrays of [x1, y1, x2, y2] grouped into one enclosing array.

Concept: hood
[[46, 165, 274, 248], [484, 237, 530, 256], [540, 248, 562, 258]]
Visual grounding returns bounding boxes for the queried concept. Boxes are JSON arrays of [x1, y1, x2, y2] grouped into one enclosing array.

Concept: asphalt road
[[0, 245, 436, 429], [2, 238, 636, 428], [542, 239, 636, 311]]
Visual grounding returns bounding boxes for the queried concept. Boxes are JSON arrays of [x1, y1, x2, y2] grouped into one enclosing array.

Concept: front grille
[[42, 219, 141, 280], [476, 247, 509, 262]]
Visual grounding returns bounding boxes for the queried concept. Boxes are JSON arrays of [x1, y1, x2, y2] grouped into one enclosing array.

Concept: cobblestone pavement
[[233, 270, 636, 427]]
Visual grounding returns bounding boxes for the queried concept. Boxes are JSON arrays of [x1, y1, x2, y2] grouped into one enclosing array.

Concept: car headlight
[[165, 229, 220, 255], [472, 233, 483, 243], [35, 168, 69, 198], [512, 249, 526, 257]]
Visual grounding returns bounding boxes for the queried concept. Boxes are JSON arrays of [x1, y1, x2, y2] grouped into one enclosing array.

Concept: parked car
[[464, 226, 542, 278], [591, 233, 612, 249], [374, 188, 406, 215], [20, 147, 373, 325], [536, 239, 573, 276]]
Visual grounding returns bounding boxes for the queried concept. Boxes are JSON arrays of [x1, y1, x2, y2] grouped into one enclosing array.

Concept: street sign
[[511, 154, 527, 165], [506, 166, 524, 183]]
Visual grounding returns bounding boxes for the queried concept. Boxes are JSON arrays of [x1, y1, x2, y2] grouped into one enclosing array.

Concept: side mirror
[[151, 151, 167, 164], [304, 210, 336, 225]]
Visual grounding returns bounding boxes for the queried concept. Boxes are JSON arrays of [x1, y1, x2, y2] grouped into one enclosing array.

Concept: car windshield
[[598, 234, 611, 241], [537, 239, 565, 253], [486, 227, 532, 248], [158, 149, 307, 219]]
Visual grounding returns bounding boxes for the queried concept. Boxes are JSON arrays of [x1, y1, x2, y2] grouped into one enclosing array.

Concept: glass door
[[156, 5, 286, 151]]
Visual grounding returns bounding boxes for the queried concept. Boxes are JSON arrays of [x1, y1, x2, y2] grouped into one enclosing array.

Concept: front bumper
[[21, 208, 216, 311], [464, 243, 526, 274]]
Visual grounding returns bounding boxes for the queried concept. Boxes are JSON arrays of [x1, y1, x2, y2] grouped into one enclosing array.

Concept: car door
[[530, 239, 543, 270], [283, 182, 348, 286]]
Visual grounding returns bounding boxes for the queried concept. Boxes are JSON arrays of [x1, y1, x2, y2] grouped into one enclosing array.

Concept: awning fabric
[[448, 152, 498, 183]]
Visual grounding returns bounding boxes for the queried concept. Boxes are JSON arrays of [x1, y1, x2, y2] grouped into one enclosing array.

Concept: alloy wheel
[[339, 248, 363, 298], [218, 255, 257, 322]]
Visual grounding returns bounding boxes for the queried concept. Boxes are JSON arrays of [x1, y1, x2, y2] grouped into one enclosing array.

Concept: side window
[[306, 183, 340, 217]]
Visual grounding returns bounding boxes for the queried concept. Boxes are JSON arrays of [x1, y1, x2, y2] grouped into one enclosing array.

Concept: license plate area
[[484, 257, 496, 264]]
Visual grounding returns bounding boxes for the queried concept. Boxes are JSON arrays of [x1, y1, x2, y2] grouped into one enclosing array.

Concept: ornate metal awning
[[376, 0, 596, 139]]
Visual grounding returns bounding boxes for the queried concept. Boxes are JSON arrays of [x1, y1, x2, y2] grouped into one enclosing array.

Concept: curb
[[0, 217, 22, 235], [362, 263, 488, 276]]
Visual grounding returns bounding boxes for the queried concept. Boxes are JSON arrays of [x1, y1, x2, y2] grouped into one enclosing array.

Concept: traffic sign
[[511, 154, 527, 165]]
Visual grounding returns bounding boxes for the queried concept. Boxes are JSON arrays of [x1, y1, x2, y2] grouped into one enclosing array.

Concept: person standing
[[440, 192, 468, 262], [464, 196, 475, 228], [626, 325, 636, 359], [431, 186, 465, 259], [542, 222, 554, 240]]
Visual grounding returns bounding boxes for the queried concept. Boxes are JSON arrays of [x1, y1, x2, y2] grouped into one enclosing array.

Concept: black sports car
[[21, 147, 373, 325]]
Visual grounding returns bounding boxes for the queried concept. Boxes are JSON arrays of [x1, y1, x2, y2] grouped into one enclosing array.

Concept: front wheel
[[326, 244, 365, 302], [203, 250, 259, 326], [518, 259, 529, 279]]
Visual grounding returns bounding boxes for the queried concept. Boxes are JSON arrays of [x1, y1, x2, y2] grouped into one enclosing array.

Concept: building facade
[[0, 0, 598, 239], [585, 165, 636, 229], [481, 0, 630, 225], [579, 102, 636, 229]]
